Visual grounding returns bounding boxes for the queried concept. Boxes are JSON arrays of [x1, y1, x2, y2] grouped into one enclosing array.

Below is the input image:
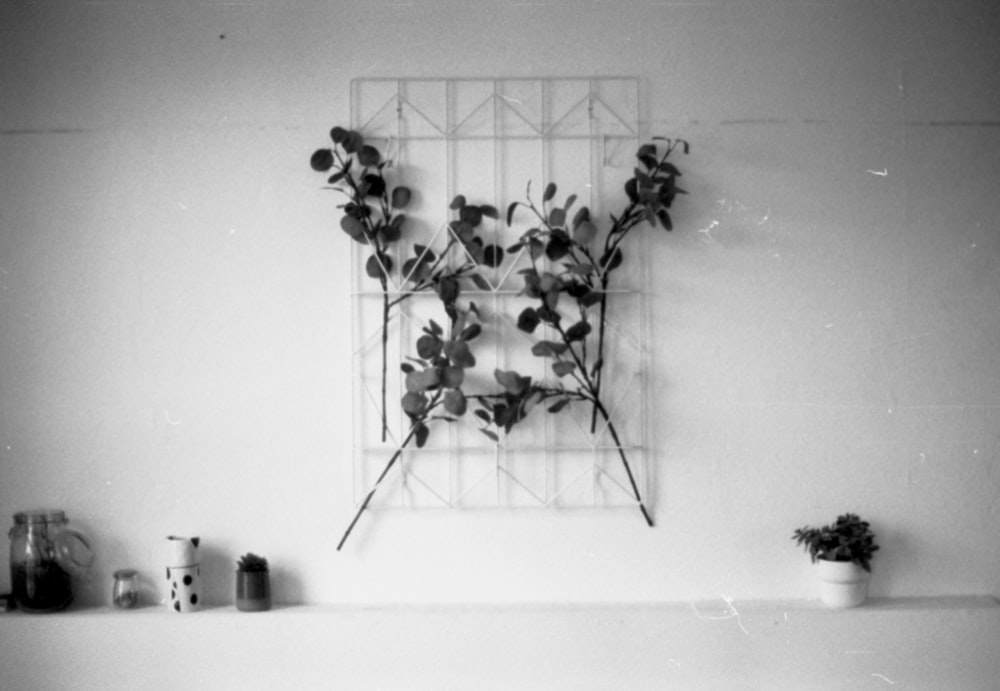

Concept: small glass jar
[[8, 510, 94, 613], [112, 569, 140, 609]]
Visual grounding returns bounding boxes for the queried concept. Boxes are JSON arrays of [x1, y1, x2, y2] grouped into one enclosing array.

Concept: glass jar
[[8, 510, 94, 613], [112, 569, 140, 609]]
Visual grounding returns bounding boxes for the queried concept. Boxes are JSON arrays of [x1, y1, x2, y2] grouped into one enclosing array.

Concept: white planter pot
[[816, 559, 869, 608]]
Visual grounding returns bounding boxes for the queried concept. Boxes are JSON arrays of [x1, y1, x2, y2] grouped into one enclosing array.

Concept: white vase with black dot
[[165, 536, 201, 613]]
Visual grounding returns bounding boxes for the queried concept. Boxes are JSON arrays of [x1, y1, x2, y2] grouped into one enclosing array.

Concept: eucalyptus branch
[[327, 195, 497, 549], [496, 138, 688, 526], [312, 128, 411, 441]]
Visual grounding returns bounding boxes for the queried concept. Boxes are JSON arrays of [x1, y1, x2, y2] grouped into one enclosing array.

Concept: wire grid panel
[[349, 77, 651, 513]]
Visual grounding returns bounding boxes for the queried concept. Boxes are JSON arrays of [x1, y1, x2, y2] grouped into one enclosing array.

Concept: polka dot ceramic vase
[[166, 536, 201, 613]]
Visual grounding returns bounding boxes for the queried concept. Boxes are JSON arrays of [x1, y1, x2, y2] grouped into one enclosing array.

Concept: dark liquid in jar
[[12, 562, 73, 612]]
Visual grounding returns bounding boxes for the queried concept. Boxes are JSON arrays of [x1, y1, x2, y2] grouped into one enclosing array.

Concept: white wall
[[1, 0, 998, 607]]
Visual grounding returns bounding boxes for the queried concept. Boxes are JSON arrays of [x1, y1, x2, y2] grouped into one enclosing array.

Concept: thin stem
[[592, 397, 654, 527], [337, 425, 418, 551], [379, 275, 390, 442]]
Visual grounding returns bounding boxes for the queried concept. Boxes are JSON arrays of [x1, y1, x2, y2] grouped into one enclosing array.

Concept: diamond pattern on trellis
[[349, 78, 648, 513]]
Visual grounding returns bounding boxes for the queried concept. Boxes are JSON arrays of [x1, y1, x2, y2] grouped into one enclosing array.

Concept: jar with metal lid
[[8, 510, 94, 613]]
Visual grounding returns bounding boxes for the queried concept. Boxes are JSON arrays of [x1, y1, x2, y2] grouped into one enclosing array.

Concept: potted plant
[[235, 553, 271, 612], [793, 513, 879, 608]]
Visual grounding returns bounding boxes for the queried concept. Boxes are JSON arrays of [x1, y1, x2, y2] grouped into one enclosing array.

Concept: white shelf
[[2, 597, 997, 690]]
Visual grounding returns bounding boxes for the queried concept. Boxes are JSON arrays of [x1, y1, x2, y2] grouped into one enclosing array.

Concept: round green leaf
[[340, 215, 366, 240], [310, 149, 334, 172], [343, 130, 363, 154], [444, 389, 467, 417], [573, 220, 598, 245], [365, 254, 391, 279], [401, 391, 429, 417], [416, 334, 443, 360], [391, 186, 412, 209], [358, 145, 381, 167], [482, 244, 504, 268], [459, 205, 483, 227], [565, 321, 591, 342], [552, 361, 576, 377], [363, 173, 385, 197], [441, 366, 465, 389], [516, 307, 540, 333]]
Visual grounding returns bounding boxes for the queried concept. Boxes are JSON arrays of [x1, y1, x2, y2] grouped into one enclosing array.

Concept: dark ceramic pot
[[235, 570, 271, 612]]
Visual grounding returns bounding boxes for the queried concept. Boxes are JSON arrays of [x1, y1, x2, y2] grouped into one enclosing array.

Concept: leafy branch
[[311, 128, 411, 442], [473, 138, 689, 526], [336, 298, 484, 550], [333, 197, 501, 550], [311, 129, 506, 443]]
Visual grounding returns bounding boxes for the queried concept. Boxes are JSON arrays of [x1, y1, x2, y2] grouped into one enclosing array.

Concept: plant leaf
[[495, 369, 529, 395], [444, 339, 476, 368], [343, 130, 363, 154], [365, 254, 391, 279], [482, 244, 504, 268], [565, 320, 591, 342], [579, 290, 603, 308], [506, 201, 520, 226], [391, 186, 412, 209], [401, 391, 429, 417], [358, 145, 381, 167], [470, 272, 492, 291], [516, 307, 540, 333], [340, 215, 366, 240], [531, 340, 567, 357], [310, 148, 334, 172], [573, 220, 597, 245], [460, 323, 482, 341], [414, 422, 430, 448], [656, 208, 673, 231], [459, 205, 483, 227], [405, 368, 439, 393], [624, 177, 638, 203], [547, 398, 570, 413], [441, 365, 465, 389], [552, 361, 576, 377], [543, 182, 557, 202], [416, 334, 443, 360], [444, 389, 467, 416]]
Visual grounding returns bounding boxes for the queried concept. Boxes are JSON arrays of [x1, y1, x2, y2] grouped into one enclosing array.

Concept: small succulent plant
[[793, 513, 879, 572], [236, 552, 269, 573]]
